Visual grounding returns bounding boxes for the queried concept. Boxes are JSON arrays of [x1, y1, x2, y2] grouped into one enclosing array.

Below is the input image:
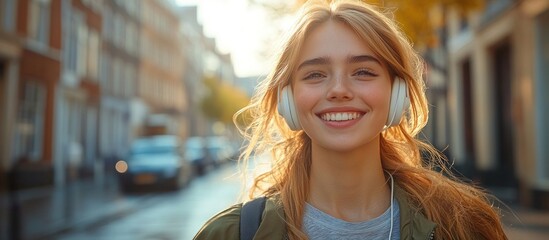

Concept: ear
[[277, 86, 302, 130], [386, 77, 410, 127]]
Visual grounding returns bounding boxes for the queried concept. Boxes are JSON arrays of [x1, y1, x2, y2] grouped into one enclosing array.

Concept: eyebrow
[[348, 55, 381, 65], [297, 57, 329, 71], [296, 54, 381, 71]]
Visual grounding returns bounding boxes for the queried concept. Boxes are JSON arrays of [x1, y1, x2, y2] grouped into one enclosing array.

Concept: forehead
[[298, 20, 375, 62]]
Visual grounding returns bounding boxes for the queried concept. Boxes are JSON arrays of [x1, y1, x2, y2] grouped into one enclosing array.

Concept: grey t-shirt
[[303, 199, 400, 240]]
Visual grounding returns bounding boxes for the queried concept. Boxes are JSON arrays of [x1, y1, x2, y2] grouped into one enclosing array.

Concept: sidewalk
[[491, 187, 549, 239], [0, 175, 149, 240], [503, 205, 549, 239]]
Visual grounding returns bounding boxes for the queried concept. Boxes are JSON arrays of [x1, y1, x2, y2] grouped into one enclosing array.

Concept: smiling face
[[292, 20, 392, 152]]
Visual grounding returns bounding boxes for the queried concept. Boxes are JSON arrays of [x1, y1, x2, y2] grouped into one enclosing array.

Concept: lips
[[319, 112, 364, 121]]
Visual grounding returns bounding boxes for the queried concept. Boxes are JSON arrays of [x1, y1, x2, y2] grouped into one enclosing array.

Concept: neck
[[308, 137, 391, 222]]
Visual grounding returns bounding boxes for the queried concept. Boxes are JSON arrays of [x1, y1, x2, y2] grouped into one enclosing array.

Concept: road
[[55, 162, 243, 240]]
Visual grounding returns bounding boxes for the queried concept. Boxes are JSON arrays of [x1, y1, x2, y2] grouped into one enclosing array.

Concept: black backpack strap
[[240, 196, 267, 240]]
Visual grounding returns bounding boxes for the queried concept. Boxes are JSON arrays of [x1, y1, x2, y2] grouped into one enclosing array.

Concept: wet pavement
[[0, 174, 154, 240], [503, 205, 549, 239], [54, 164, 241, 240]]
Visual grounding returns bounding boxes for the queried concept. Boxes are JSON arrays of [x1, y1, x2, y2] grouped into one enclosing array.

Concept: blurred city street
[[1, 0, 549, 239]]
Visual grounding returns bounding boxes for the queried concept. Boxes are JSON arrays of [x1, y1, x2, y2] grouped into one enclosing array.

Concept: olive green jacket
[[194, 186, 436, 240]]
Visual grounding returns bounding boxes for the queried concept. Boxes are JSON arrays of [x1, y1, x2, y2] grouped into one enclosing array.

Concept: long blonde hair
[[234, 1, 506, 239]]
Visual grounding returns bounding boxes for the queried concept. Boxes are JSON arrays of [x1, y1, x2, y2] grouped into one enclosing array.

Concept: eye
[[353, 68, 378, 77], [303, 72, 325, 80]]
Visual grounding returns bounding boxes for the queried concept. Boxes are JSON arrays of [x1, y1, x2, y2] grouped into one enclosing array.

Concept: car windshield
[[184, 147, 202, 158], [130, 137, 180, 156], [132, 145, 177, 155]]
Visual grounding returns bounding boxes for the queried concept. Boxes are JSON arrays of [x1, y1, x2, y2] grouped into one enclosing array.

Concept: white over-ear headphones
[[277, 77, 409, 131], [386, 77, 410, 127], [277, 86, 302, 130]]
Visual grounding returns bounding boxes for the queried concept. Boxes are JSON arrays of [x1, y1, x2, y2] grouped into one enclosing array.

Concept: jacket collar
[[255, 195, 287, 239], [395, 185, 437, 240]]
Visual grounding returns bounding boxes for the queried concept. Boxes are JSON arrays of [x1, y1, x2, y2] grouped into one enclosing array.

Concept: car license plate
[[134, 174, 156, 184]]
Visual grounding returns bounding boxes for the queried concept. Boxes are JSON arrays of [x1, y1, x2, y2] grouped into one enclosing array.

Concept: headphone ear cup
[[386, 77, 410, 127], [278, 86, 302, 130]]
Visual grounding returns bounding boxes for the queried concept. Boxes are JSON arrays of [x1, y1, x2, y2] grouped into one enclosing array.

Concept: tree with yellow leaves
[[200, 76, 251, 125], [252, 0, 483, 47]]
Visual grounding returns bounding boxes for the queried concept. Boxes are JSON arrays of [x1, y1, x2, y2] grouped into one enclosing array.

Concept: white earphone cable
[[387, 171, 394, 240]]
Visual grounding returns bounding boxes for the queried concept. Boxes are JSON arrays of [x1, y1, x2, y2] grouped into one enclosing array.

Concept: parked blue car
[[117, 135, 193, 192]]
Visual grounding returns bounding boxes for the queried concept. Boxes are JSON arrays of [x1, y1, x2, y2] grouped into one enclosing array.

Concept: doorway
[[491, 42, 516, 187], [460, 58, 476, 178], [0, 61, 6, 166]]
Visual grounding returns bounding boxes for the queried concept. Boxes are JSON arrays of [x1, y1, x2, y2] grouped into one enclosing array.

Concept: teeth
[[321, 112, 362, 121]]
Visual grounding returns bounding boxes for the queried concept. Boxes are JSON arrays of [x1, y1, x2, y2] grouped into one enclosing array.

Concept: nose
[[326, 75, 353, 101]]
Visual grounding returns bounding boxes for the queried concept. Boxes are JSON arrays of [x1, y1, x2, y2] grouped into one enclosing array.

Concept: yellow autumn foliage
[[265, 0, 484, 46], [200, 76, 251, 125]]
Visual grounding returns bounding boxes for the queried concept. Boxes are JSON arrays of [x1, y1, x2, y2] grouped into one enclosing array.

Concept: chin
[[313, 134, 380, 153]]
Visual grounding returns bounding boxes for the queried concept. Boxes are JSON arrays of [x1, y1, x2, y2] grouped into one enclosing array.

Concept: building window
[[100, 51, 111, 90], [113, 13, 120, 47], [114, 14, 124, 48], [28, 0, 51, 45], [120, 61, 128, 97], [535, 10, 549, 180], [88, 30, 100, 80], [126, 22, 135, 54], [0, 0, 17, 31], [125, 63, 132, 98], [15, 82, 46, 161], [127, 0, 139, 18], [77, 23, 88, 77], [93, 0, 101, 12], [127, 64, 135, 97], [458, 11, 469, 32], [112, 58, 121, 95], [87, 0, 102, 13], [63, 10, 81, 73], [81, 0, 91, 7], [102, 6, 112, 43], [139, 73, 148, 98]]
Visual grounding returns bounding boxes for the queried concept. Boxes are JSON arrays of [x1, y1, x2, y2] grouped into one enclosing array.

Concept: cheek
[[293, 86, 319, 113], [360, 84, 392, 112]]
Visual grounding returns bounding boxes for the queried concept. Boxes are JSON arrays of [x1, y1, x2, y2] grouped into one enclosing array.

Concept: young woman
[[195, 0, 508, 239]]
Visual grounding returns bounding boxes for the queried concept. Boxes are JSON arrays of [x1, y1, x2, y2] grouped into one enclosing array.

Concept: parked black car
[[183, 137, 210, 175], [205, 136, 239, 165]]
